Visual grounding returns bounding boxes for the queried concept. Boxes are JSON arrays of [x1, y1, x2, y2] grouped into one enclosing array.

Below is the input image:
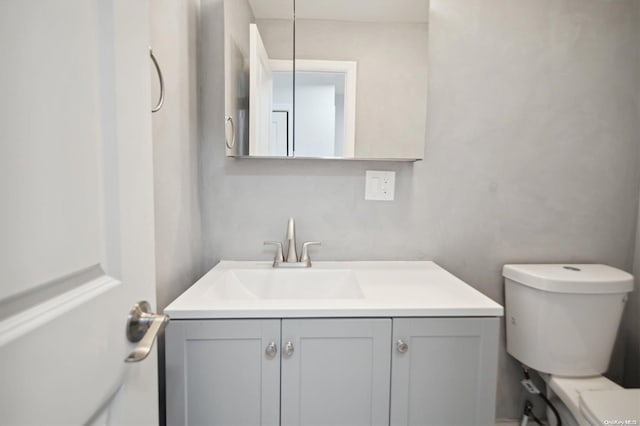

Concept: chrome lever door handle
[[125, 301, 169, 363]]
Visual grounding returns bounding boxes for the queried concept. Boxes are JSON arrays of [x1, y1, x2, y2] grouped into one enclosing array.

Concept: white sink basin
[[165, 261, 504, 318], [206, 269, 364, 300]]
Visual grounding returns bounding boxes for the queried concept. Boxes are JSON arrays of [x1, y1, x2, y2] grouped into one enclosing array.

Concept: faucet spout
[[285, 217, 298, 262], [265, 218, 320, 268]]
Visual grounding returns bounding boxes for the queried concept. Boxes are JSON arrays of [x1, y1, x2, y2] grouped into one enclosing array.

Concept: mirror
[[224, 0, 429, 160], [224, 0, 294, 156]]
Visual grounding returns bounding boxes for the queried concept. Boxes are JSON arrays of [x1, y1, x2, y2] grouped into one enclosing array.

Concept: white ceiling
[[248, 0, 429, 23]]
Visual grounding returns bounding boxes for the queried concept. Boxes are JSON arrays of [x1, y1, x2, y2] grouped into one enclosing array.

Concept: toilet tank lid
[[503, 264, 633, 294]]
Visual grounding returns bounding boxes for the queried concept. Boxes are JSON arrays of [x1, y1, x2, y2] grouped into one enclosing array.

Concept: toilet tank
[[503, 264, 633, 377]]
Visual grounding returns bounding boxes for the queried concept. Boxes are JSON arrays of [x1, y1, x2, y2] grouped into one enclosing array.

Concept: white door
[[271, 111, 289, 156], [249, 23, 274, 156], [0, 1, 159, 425], [294, 82, 336, 157]]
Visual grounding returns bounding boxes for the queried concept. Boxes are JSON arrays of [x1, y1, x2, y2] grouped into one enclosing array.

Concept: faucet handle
[[264, 241, 284, 265], [300, 242, 321, 264]]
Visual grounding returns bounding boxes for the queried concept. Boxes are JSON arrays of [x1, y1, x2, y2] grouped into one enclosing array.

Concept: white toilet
[[503, 264, 640, 425]]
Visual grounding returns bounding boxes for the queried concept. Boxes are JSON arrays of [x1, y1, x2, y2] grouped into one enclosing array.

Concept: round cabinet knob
[[397, 339, 409, 353], [283, 341, 294, 358], [265, 342, 278, 359]]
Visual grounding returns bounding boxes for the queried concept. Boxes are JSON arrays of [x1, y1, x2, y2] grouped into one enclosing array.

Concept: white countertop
[[164, 261, 504, 319]]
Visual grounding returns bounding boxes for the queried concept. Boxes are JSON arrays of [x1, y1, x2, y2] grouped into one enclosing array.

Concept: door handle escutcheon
[[125, 301, 169, 363]]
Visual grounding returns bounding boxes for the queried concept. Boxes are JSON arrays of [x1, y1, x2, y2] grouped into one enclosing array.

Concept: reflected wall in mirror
[[295, 0, 428, 159], [224, 0, 429, 160]]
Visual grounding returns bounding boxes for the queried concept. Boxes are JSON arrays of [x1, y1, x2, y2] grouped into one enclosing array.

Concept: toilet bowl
[[502, 264, 637, 425], [580, 388, 640, 425], [547, 375, 625, 425]]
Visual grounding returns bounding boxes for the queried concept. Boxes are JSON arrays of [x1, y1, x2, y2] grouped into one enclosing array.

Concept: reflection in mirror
[[295, 0, 429, 159], [267, 59, 357, 157], [223, 0, 293, 156], [225, 0, 429, 160], [293, 60, 357, 157]]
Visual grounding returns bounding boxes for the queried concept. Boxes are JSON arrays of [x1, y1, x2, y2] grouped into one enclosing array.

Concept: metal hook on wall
[[149, 47, 165, 113]]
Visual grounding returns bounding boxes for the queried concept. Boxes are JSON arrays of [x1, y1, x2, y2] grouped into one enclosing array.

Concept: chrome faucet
[[264, 218, 320, 268], [285, 217, 298, 263]]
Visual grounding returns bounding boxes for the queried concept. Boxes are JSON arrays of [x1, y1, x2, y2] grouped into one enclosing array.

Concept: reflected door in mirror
[[224, 0, 294, 156]]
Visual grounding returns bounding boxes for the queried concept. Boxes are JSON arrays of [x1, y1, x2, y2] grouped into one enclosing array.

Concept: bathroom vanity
[[164, 261, 503, 426]]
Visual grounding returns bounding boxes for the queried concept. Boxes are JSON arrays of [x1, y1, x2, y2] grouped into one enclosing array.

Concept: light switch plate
[[365, 170, 395, 201]]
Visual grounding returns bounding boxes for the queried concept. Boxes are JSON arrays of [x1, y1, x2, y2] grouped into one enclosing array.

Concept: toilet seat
[[549, 376, 623, 423], [580, 389, 640, 426]]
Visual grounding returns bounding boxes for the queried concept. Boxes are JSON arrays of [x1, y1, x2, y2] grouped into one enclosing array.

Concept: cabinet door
[[165, 319, 280, 426], [390, 318, 499, 426], [281, 319, 392, 426]]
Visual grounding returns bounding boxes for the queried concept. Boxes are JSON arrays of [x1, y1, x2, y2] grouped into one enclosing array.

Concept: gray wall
[[200, 0, 640, 419], [152, 0, 204, 312], [151, 1, 204, 424]]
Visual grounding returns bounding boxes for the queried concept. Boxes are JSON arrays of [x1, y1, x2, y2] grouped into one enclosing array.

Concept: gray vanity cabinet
[[390, 318, 500, 426], [280, 319, 392, 426], [165, 319, 281, 426], [165, 318, 391, 426], [165, 317, 499, 426]]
